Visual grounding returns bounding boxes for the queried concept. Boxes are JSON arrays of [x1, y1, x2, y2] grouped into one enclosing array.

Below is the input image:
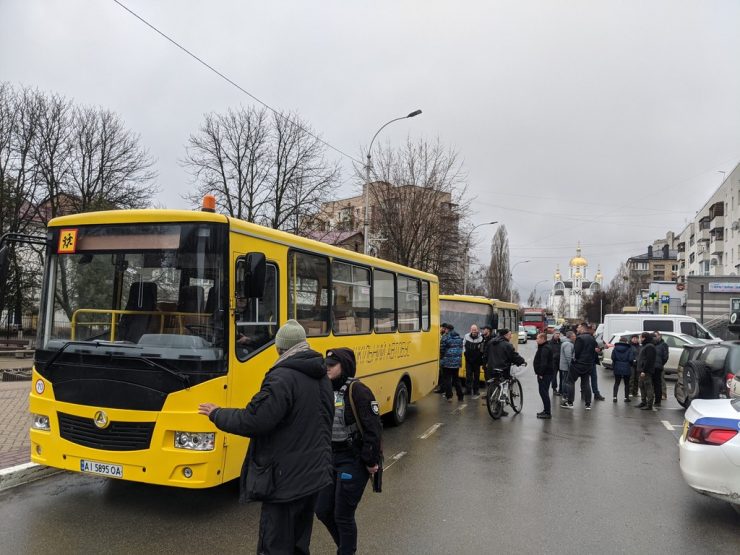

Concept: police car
[[679, 398, 740, 511]]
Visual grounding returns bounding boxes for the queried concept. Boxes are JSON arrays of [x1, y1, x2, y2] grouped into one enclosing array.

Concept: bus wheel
[[389, 380, 409, 427]]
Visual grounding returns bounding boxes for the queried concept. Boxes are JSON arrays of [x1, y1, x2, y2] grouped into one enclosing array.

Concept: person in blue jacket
[[440, 323, 464, 402], [611, 336, 634, 402]]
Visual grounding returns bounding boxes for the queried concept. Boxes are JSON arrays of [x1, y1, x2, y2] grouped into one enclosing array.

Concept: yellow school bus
[[439, 295, 520, 382], [28, 202, 439, 488]]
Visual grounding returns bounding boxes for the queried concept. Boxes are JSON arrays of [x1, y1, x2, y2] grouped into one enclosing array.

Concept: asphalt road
[[1, 341, 738, 554]]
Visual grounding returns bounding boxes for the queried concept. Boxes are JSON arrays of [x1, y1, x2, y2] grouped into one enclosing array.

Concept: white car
[[602, 331, 704, 375], [679, 398, 740, 510], [518, 325, 527, 344]]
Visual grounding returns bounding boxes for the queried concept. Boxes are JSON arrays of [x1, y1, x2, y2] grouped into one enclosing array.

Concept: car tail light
[[687, 424, 738, 446]]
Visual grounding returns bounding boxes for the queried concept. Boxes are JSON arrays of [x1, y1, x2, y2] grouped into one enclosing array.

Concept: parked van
[[602, 314, 717, 344]]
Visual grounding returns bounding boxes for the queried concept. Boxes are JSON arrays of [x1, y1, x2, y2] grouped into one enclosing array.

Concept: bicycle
[[486, 367, 524, 420]]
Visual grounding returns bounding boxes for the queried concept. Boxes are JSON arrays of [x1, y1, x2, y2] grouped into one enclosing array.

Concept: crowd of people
[[438, 321, 670, 419]]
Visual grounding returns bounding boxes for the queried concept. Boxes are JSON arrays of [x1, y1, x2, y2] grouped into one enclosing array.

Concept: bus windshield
[[37, 222, 228, 377]]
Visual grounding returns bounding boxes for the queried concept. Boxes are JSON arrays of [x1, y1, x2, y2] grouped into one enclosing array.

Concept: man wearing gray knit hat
[[199, 319, 333, 553]]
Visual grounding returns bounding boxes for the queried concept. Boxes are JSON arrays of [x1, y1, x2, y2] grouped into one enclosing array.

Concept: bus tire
[[388, 380, 409, 427]]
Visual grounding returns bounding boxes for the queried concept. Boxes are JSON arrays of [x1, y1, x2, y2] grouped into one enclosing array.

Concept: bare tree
[[361, 138, 468, 292], [184, 106, 272, 221], [486, 225, 511, 301]]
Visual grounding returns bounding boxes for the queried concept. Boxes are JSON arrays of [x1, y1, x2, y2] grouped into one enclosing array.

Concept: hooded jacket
[[611, 342, 633, 377], [637, 340, 657, 376], [549, 337, 562, 373], [440, 329, 464, 369], [327, 347, 383, 467], [572, 332, 597, 375], [463, 332, 483, 365], [654, 339, 669, 370], [486, 335, 526, 372], [210, 343, 333, 503], [559, 337, 574, 372], [533, 341, 554, 376]]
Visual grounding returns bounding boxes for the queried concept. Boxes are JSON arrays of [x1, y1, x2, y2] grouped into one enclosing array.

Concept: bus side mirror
[[0, 246, 8, 284], [242, 253, 266, 299]]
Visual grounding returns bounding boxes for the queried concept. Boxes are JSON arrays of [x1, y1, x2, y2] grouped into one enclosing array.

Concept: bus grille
[[58, 412, 155, 451]]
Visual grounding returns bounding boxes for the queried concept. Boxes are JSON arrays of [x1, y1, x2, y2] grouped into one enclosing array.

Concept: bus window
[[288, 251, 329, 336], [332, 261, 371, 335], [397, 276, 421, 332], [235, 262, 277, 360], [421, 281, 430, 331], [374, 269, 396, 333]]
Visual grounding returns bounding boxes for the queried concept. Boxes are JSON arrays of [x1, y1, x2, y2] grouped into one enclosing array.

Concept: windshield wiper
[[42, 341, 189, 387]]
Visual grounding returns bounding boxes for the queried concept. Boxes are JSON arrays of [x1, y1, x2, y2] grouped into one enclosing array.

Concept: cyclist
[[486, 328, 526, 416]]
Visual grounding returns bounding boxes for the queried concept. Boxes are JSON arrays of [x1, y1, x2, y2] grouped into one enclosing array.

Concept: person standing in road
[[628, 334, 641, 399], [486, 328, 526, 416], [611, 336, 633, 402], [440, 323, 464, 402], [315, 348, 382, 555], [549, 331, 562, 395], [198, 319, 333, 555], [479, 325, 494, 382], [636, 332, 657, 410], [590, 324, 606, 401], [559, 331, 575, 398], [653, 331, 669, 406], [534, 332, 554, 419], [463, 324, 484, 399], [561, 323, 597, 410]]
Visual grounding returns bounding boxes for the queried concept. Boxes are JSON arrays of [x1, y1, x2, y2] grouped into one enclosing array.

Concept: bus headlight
[[32, 414, 50, 431], [174, 432, 215, 451]]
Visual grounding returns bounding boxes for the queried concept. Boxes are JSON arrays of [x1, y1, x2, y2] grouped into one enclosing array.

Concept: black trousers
[[465, 359, 481, 394], [538, 374, 552, 414], [653, 368, 663, 402], [566, 368, 592, 405], [258, 493, 318, 555], [613, 375, 630, 399], [442, 367, 464, 400], [315, 456, 370, 555]]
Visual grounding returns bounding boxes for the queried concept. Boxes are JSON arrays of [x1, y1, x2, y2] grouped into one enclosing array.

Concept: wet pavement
[[1, 342, 738, 553]]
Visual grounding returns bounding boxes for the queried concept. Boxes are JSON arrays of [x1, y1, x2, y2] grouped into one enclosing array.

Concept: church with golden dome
[[548, 244, 604, 320]]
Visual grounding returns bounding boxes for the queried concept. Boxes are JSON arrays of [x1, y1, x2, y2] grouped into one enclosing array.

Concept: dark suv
[[675, 341, 740, 408]]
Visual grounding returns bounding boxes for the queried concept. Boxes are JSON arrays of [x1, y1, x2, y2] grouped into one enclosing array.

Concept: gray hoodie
[[559, 337, 574, 372]]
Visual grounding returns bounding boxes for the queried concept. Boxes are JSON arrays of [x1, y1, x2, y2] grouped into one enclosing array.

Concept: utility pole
[[699, 284, 705, 324]]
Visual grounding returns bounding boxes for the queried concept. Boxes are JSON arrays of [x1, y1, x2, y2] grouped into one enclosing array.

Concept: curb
[[0, 462, 63, 492]]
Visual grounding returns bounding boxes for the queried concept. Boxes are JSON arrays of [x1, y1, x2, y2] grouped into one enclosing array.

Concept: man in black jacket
[[479, 325, 494, 381], [549, 331, 562, 395], [486, 329, 526, 416], [534, 333, 554, 419], [316, 347, 382, 555], [562, 323, 597, 410], [653, 331, 669, 406], [463, 325, 484, 398], [199, 319, 333, 555], [636, 331, 657, 410]]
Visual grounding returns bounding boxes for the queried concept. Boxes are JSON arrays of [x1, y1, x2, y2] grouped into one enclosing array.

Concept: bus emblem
[[93, 411, 110, 429]]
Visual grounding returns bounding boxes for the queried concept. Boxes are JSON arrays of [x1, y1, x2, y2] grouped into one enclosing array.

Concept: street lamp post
[[509, 260, 531, 302], [532, 279, 549, 307], [364, 109, 423, 255], [462, 221, 498, 294]]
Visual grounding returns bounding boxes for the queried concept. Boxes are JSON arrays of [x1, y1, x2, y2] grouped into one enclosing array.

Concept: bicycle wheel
[[486, 383, 504, 420], [509, 378, 524, 414]]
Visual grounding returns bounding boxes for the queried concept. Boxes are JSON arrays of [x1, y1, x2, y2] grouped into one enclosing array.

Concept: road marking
[[452, 403, 467, 413], [660, 420, 683, 431], [383, 451, 407, 471], [419, 423, 443, 439]]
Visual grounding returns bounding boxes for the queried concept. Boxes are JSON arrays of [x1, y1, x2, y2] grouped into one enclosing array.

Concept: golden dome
[[554, 265, 561, 281], [569, 244, 588, 267], [574, 270, 582, 278], [594, 265, 603, 281]]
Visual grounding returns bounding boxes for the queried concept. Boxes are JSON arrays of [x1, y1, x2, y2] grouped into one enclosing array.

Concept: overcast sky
[[2, 0, 739, 298]]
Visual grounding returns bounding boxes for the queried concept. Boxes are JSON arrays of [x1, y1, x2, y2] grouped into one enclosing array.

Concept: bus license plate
[[80, 459, 123, 478]]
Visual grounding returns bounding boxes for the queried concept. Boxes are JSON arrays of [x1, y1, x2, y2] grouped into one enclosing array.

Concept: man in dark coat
[[653, 331, 670, 406], [316, 347, 382, 555], [636, 331, 657, 410], [562, 323, 597, 410], [463, 324, 484, 398], [628, 334, 641, 398], [199, 319, 333, 554], [440, 323, 464, 402], [534, 332, 554, 419], [479, 325, 494, 381], [486, 329, 526, 416]]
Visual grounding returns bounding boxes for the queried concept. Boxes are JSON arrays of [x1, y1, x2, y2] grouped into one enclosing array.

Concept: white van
[[602, 314, 717, 344]]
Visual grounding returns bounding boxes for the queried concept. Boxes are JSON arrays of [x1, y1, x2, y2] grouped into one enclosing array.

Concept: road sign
[[660, 294, 670, 304]]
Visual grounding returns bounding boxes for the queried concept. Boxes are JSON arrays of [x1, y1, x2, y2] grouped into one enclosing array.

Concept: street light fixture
[[462, 221, 498, 294], [509, 260, 531, 302], [532, 279, 549, 307], [364, 110, 423, 255]]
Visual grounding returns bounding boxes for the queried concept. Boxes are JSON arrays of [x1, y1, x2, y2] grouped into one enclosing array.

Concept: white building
[[677, 162, 740, 279], [548, 245, 604, 320]]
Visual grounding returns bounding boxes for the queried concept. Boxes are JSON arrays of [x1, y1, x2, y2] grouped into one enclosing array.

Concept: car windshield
[[36, 222, 228, 375]]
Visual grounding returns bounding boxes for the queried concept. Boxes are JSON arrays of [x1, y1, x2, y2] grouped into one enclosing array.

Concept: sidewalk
[[0, 380, 31, 470]]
